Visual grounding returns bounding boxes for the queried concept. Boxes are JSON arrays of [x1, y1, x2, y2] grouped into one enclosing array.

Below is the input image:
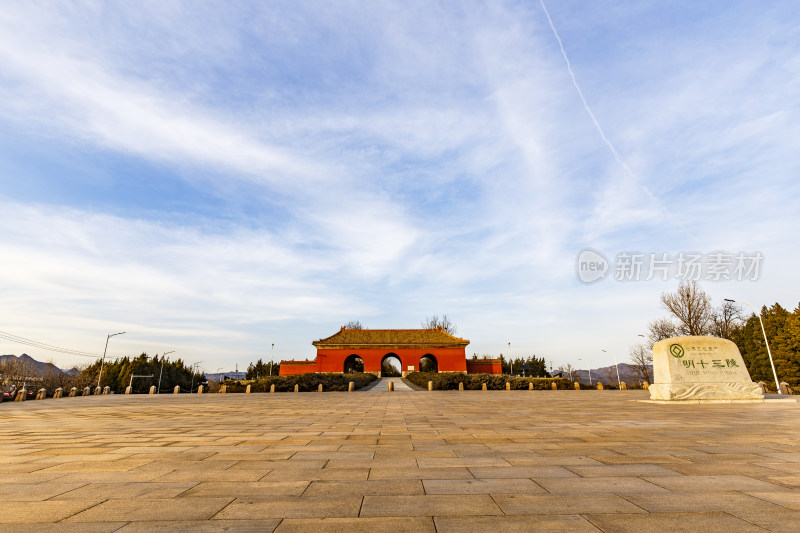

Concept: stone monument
[[649, 336, 762, 401]]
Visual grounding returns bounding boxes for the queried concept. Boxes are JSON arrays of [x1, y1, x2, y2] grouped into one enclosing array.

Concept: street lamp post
[[637, 334, 652, 384], [601, 349, 622, 388], [578, 358, 591, 385], [725, 299, 781, 394], [508, 342, 512, 376], [98, 331, 125, 389], [190, 361, 203, 393], [271, 343, 275, 376], [157, 350, 175, 394]]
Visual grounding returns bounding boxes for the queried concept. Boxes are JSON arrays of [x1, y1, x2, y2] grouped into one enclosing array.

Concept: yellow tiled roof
[[312, 328, 469, 347]]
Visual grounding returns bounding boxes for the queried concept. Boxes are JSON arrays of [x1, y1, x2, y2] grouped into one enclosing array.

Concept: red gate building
[[280, 327, 480, 375]]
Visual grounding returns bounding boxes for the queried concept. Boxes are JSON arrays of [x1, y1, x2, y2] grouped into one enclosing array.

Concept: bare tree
[[343, 320, 364, 330], [660, 281, 713, 336], [422, 314, 456, 335], [629, 343, 653, 383], [557, 363, 575, 380], [646, 318, 678, 345], [0, 356, 38, 391], [710, 300, 743, 339]]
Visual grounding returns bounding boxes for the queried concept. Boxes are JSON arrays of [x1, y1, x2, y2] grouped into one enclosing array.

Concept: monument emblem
[[648, 336, 763, 401], [669, 343, 685, 358]]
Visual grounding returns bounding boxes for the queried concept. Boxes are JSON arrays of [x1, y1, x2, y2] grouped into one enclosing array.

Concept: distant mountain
[[0, 354, 69, 375], [570, 363, 652, 385], [205, 371, 247, 382]]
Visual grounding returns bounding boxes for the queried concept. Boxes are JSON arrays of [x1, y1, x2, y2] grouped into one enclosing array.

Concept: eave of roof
[[312, 328, 470, 347]]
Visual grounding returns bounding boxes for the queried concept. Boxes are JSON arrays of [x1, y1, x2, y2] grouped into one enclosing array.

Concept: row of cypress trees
[[82, 353, 204, 394]]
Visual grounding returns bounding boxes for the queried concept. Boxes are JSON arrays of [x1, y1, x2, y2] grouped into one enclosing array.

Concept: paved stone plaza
[[1, 388, 799, 532]]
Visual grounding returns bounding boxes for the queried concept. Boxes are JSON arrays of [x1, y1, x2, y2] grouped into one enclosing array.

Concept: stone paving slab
[[275, 516, 434, 532], [1, 390, 799, 530], [434, 515, 600, 532], [583, 511, 769, 532]]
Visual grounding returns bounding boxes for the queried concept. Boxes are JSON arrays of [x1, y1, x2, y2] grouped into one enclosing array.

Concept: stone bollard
[[780, 382, 793, 395], [36, 388, 47, 400], [198, 385, 204, 394], [318, 384, 323, 392], [482, 383, 487, 391], [551, 382, 557, 391], [174, 385, 180, 394], [54, 387, 63, 399], [402, 371, 407, 378], [294, 384, 299, 393], [620, 382, 627, 390], [505, 382, 511, 391], [348, 382, 354, 392], [83, 387, 91, 396], [94, 386, 102, 395], [246, 384, 251, 394], [428, 381, 433, 391], [528, 382, 533, 391], [149, 385, 156, 395], [574, 382, 580, 390], [219, 385, 227, 394], [125, 386, 132, 394], [103, 386, 110, 395], [757, 381, 768, 394], [69, 387, 77, 397], [15, 389, 26, 401], [643, 382, 650, 390], [270, 384, 276, 393], [388, 381, 394, 392], [597, 382, 604, 390], [458, 382, 464, 391]]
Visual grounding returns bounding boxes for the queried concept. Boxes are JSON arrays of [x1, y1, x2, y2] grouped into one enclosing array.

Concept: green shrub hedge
[[406, 372, 574, 390], [223, 372, 377, 392]]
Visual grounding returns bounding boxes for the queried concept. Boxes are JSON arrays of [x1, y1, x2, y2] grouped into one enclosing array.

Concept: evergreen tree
[[731, 302, 800, 389]]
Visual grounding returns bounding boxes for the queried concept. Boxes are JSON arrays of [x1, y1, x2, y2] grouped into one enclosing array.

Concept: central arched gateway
[[380, 353, 402, 377]]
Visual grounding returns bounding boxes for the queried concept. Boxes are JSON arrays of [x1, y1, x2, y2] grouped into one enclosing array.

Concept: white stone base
[[648, 382, 763, 401], [637, 398, 797, 404]]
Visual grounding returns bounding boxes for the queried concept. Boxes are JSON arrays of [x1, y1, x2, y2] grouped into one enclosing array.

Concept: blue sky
[[1, 1, 798, 374]]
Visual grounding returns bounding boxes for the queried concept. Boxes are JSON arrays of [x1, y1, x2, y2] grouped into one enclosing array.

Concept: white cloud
[[0, 1, 798, 372]]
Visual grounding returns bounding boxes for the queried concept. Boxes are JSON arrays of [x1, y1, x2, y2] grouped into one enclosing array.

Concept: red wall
[[316, 347, 467, 374], [279, 361, 318, 376], [466, 359, 502, 374]]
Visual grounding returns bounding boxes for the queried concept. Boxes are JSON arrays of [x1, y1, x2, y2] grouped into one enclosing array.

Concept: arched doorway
[[343, 354, 364, 373], [381, 353, 402, 377], [419, 354, 438, 373]]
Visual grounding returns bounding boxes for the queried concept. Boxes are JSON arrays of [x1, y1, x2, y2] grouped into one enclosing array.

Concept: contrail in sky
[[538, 0, 699, 243]]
